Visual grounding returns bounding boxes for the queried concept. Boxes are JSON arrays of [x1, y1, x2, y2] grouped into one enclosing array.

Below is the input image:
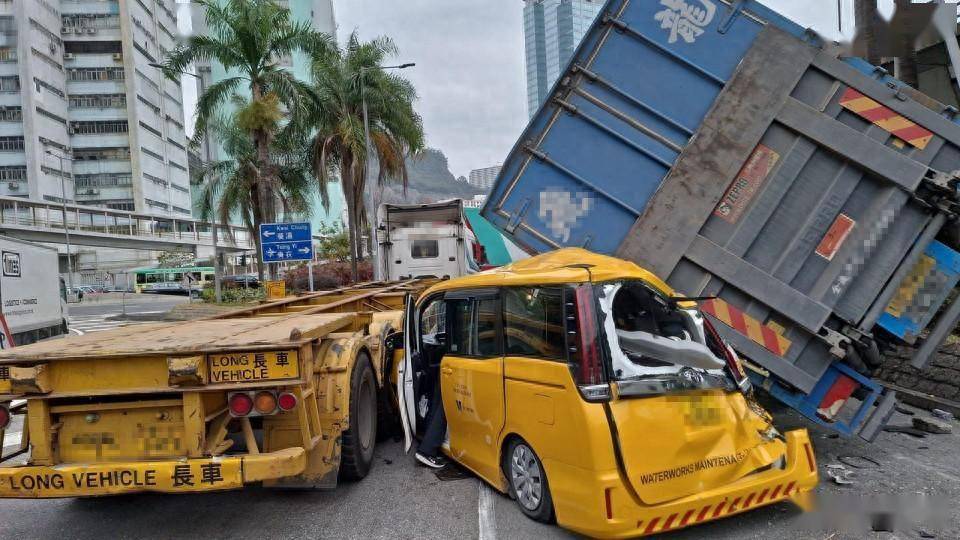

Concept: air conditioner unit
[[112, 53, 122, 61], [87, 28, 97, 34], [64, 53, 74, 60], [8, 183, 19, 190], [73, 27, 83, 34], [61, 27, 70, 34], [49, 43, 57, 54]]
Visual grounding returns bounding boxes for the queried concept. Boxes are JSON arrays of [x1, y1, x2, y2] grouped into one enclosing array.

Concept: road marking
[[478, 482, 498, 540], [69, 327, 85, 335]]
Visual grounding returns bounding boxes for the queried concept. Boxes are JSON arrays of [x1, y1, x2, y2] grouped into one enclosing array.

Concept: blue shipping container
[[483, 0, 960, 440]]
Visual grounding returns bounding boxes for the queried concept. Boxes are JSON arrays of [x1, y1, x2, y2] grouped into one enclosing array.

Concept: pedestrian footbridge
[[0, 196, 254, 252]]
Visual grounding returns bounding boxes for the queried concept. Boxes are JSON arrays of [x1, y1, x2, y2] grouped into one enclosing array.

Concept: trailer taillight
[[277, 392, 297, 411], [566, 284, 609, 401], [229, 393, 254, 417], [254, 391, 277, 415], [0, 404, 9, 430]]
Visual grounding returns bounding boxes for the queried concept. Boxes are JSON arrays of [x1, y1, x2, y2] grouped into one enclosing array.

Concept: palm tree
[[192, 109, 315, 278], [307, 33, 425, 281], [161, 0, 332, 279]]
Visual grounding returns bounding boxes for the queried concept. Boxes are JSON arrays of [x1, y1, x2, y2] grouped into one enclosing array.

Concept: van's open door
[[398, 293, 417, 452]]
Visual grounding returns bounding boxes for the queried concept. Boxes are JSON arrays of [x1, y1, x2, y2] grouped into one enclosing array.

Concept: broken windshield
[[596, 281, 736, 396]]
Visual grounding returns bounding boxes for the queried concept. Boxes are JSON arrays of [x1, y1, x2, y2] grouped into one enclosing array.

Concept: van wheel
[[506, 439, 554, 523], [339, 352, 378, 481]]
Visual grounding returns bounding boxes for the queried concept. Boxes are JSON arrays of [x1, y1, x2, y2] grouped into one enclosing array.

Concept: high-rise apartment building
[[468, 165, 501, 191], [0, 0, 191, 215], [523, 0, 603, 116], [191, 0, 344, 231]]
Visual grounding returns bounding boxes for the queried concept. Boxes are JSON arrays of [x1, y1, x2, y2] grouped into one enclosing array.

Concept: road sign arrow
[[263, 230, 276, 238], [298, 247, 311, 254]]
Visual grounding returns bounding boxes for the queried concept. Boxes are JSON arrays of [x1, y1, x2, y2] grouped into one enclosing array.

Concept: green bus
[[132, 266, 214, 294]]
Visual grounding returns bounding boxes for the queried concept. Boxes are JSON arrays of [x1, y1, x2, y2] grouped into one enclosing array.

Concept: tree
[[315, 222, 351, 263], [161, 0, 332, 280], [307, 33, 425, 282], [192, 110, 315, 270]]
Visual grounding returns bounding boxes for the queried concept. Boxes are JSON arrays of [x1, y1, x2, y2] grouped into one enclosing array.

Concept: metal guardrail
[[0, 195, 254, 250]]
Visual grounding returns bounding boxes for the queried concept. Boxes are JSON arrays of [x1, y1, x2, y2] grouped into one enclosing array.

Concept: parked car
[[397, 249, 818, 538]]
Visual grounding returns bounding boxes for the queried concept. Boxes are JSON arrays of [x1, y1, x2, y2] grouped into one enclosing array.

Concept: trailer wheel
[[339, 352, 378, 481]]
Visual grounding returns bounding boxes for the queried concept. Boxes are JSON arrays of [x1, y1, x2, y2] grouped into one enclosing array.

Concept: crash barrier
[[481, 0, 960, 440]]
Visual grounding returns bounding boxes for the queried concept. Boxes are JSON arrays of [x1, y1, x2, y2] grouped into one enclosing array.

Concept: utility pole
[[44, 147, 75, 296], [360, 63, 415, 281], [893, 0, 919, 88], [855, 0, 881, 65]]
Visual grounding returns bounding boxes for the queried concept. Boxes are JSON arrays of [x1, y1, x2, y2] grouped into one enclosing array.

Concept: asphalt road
[[0, 403, 956, 540], [67, 293, 189, 318]]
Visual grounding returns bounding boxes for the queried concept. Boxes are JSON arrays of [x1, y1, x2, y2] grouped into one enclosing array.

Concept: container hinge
[[942, 105, 959, 120], [524, 143, 547, 162], [886, 81, 908, 102], [923, 168, 960, 194], [718, 0, 746, 34], [872, 66, 890, 80]]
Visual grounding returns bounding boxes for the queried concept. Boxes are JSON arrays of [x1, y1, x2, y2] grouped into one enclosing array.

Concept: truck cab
[[377, 200, 481, 281]]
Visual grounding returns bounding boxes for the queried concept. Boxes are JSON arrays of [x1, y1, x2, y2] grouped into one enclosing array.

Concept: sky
[[179, 0, 903, 179]]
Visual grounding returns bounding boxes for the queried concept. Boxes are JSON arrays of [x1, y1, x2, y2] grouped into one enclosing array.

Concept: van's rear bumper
[[0, 447, 306, 498], [552, 429, 818, 539]]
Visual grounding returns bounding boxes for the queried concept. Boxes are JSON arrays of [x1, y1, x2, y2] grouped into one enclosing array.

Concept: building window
[[73, 147, 130, 161], [170, 183, 189, 194], [168, 160, 186, 172], [67, 67, 125, 82], [173, 206, 191, 215], [41, 165, 72, 178], [69, 93, 126, 108], [144, 172, 168, 187], [139, 121, 162, 138], [0, 47, 16, 62], [0, 166, 27, 181], [0, 136, 24, 151], [71, 120, 129, 134], [166, 138, 185, 151], [0, 76, 20, 93], [61, 14, 121, 30], [33, 78, 66, 98], [137, 94, 160, 114], [0, 106, 22, 122], [37, 107, 68, 125], [75, 173, 132, 188], [141, 146, 164, 161], [145, 198, 168, 210]]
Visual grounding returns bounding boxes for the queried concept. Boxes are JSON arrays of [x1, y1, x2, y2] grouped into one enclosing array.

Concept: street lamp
[[360, 62, 415, 281], [43, 147, 76, 296]]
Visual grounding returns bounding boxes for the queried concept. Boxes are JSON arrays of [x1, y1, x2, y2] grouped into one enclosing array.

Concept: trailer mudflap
[[0, 447, 306, 498]]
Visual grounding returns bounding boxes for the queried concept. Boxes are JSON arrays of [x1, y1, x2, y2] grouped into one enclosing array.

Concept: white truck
[[0, 235, 68, 348], [376, 199, 482, 281]]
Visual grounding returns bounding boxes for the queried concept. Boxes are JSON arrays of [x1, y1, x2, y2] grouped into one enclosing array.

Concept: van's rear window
[[411, 240, 439, 259]]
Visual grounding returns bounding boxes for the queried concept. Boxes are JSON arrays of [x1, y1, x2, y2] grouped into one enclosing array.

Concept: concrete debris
[[931, 408, 954, 421], [912, 416, 954, 435], [826, 468, 855, 485], [894, 404, 916, 416], [883, 424, 928, 438], [837, 455, 880, 469]]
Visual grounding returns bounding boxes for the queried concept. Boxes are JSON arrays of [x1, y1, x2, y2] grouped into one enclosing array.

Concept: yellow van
[[397, 249, 818, 538]]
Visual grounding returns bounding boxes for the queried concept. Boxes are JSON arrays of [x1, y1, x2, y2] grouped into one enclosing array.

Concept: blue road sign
[[260, 222, 313, 263]]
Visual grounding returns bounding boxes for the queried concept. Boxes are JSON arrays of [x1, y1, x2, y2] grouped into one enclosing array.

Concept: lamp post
[[43, 147, 76, 296], [360, 62, 415, 281], [151, 62, 222, 302]]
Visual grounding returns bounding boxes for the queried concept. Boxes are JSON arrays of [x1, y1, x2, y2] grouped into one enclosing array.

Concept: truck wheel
[[505, 439, 554, 523], [339, 352, 377, 481]]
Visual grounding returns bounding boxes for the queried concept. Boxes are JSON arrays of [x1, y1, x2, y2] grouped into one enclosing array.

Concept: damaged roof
[[421, 248, 674, 297]]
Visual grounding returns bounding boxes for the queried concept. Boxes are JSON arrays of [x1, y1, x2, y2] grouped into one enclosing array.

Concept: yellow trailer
[[0, 280, 429, 498]]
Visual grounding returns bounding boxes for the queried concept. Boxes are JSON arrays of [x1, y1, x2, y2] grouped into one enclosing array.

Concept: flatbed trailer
[[0, 279, 435, 498]]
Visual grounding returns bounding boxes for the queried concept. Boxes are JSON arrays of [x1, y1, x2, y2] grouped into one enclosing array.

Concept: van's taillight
[[702, 315, 751, 393], [567, 284, 609, 401]]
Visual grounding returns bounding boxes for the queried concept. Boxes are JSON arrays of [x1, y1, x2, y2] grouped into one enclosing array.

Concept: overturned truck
[[482, 0, 960, 440]]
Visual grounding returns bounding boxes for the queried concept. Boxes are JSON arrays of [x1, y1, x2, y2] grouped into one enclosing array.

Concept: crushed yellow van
[[397, 249, 818, 538]]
